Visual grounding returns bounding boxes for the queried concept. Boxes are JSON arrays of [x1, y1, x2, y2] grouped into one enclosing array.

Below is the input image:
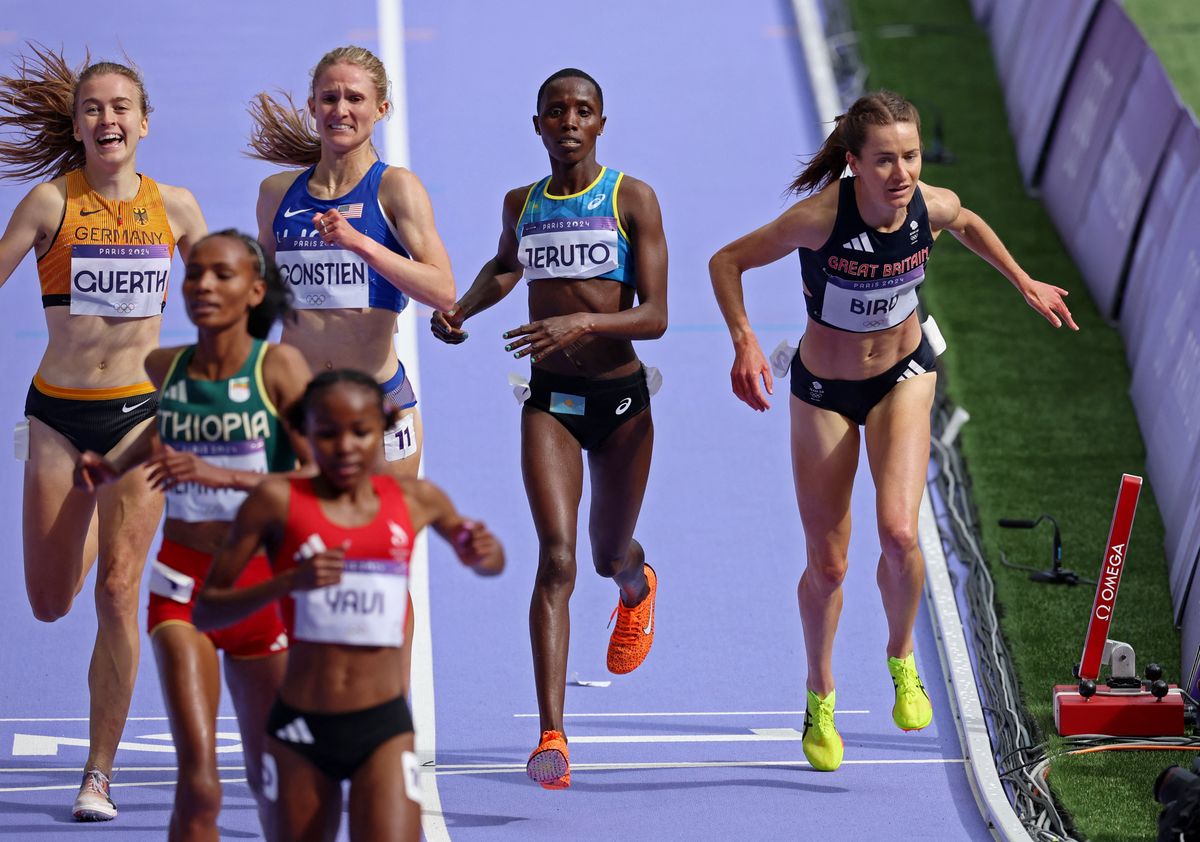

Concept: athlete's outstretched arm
[[502, 176, 668, 362], [194, 478, 331, 631], [315, 167, 456, 311], [430, 186, 528, 344], [708, 190, 833, 411], [0, 182, 62, 290], [922, 182, 1078, 331], [405, 479, 505, 576]]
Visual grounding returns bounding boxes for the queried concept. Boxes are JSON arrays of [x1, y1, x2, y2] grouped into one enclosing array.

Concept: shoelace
[[81, 770, 113, 802], [892, 661, 923, 700], [607, 603, 642, 644], [809, 699, 836, 734]]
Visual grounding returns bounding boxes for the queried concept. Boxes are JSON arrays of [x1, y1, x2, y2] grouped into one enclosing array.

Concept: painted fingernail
[[502, 332, 510, 339], [504, 344, 511, 351], [513, 352, 520, 358]]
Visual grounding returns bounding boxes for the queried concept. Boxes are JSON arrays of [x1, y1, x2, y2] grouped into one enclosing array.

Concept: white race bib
[[70, 244, 170, 317], [519, 217, 619, 280], [292, 559, 408, 647], [164, 439, 268, 522], [383, 413, 418, 462], [275, 237, 369, 309], [821, 268, 924, 332]]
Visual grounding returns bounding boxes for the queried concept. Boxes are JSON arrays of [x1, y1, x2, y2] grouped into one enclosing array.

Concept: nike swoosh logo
[[643, 599, 654, 635], [283, 207, 314, 218], [121, 398, 152, 413], [80, 209, 103, 216]]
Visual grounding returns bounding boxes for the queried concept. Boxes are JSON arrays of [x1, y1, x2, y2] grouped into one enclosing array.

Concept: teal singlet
[[515, 166, 633, 286]]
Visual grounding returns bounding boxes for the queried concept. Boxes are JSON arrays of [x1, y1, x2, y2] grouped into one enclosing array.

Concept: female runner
[[709, 90, 1077, 771], [0, 45, 206, 819], [250, 45, 455, 479], [193, 370, 503, 842], [431, 68, 668, 789], [76, 230, 310, 839]]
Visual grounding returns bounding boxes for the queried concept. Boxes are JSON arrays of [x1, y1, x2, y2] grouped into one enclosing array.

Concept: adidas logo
[[163, 381, 187, 403], [275, 717, 315, 744], [895, 359, 928, 383], [842, 233, 874, 253]]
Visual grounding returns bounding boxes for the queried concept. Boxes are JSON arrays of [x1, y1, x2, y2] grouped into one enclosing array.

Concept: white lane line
[[791, 0, 842, 129], [0, 766, 247, 774], [377, 3, 448, 842], [513, 710, 870, 717], [430, 758, 967, 775], [567, 728, 805, 744], [0, 777, 248, 794]]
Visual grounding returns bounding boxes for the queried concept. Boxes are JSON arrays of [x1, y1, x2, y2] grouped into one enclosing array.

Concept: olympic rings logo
[[112, 302, 137, 314], [305, 294, 327, 305]]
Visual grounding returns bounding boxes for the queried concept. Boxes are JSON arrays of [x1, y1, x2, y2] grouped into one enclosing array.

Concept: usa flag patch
[[337, 202, 364, 219]]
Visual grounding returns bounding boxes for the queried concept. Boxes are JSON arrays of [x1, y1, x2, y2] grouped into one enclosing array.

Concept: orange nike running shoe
[[607, 564, 657, 675], [526, 730, 570, 789]]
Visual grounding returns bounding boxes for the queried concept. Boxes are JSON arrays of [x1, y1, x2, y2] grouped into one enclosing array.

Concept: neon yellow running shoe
[[802, 689, 844, 772], [887, 653, 933, 731]]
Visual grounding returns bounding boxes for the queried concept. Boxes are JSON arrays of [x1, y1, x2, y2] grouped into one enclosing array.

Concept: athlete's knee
[[591, 538, 642, 580], [535, 542, 576, 589], [93, 561, 143, 621], [803, 552, 848, 592], [878, 520, 920, 561], [28, 588, 74, 623], [174, 767, 222, 826]]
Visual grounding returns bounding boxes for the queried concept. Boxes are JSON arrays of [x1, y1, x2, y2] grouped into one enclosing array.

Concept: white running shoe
[[72, 769, 117, 821]]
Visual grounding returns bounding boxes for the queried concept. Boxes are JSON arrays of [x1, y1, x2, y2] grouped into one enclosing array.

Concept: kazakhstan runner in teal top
[[515, 166, 632, 286]]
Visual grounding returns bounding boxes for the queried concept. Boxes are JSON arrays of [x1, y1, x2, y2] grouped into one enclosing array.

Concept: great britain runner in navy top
[[798, 176, 934, 333], [515, 166, 633, 286], [271, 160, 410, 313]]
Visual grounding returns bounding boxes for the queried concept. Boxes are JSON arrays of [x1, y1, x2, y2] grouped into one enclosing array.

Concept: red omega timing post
[[1054, 474, 1185, 736]]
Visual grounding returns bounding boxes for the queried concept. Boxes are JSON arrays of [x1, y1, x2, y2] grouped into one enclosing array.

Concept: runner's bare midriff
[[282, 308, 400, 381], [282, 639, 410, 713], [799, 311, 923, 381], [527, 277, 639, 379], [39, 309, 161, 388]]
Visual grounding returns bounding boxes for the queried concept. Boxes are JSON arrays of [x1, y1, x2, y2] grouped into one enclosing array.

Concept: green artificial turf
[[841, 1, 1197, 838]]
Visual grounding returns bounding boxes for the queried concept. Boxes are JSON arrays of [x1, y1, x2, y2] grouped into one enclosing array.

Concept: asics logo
[[586, 193, 607, 210], [615, 397, 632, 415], [283, 207, 315, 218], [121, 398, 152, 414]]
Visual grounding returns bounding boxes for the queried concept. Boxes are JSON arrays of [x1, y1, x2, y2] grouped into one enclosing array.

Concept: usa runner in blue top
[[250, 45, 455, 482], [709, 90, 1078, 773], [431, 69, 668, 790]]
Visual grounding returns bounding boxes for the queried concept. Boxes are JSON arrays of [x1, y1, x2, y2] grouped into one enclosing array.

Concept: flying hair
[[789, 90, 921, 195], [0, 43, 151, 182], [247, 46, 390, 167]]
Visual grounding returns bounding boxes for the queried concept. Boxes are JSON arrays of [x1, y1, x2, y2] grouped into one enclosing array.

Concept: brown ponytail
[[247, 46, 390, 168], [0, 44, 151, 182], [789, 90, 921, 195]]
